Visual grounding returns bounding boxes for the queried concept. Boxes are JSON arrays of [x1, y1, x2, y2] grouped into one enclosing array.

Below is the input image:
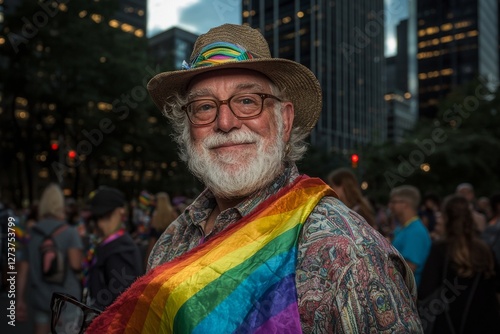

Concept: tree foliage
[[0, 0, 183, 204], [361, 77, 500, 203]]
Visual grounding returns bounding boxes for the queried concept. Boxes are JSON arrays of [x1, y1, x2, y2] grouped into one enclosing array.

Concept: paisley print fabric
[[148, 164, 423, 333]]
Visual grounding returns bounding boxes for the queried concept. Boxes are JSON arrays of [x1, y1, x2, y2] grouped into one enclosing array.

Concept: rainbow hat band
[[182, 42, 254, 69], [147, 24, 323, 137]]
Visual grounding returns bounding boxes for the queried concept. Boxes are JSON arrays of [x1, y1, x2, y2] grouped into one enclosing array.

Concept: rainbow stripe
[[87, 176, 334, 334], [185, 42, 254, 69]]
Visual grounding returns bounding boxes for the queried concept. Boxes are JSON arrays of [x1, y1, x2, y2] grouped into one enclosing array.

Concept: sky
[[147, 0, 408, 57], [147, 0, 241, 37]]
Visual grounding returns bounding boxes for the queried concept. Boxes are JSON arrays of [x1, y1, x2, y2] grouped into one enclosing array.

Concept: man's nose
[[215, 103, 242, 132]]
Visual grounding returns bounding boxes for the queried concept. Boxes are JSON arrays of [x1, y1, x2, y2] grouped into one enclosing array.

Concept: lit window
[[440, 36, 453, 43], [109, 19, 120, 28], [441, 23, 453, 31], [134, 30, 144, 38], [467, 30, 478, 37], [297, 11, 304, 18], [440, 68, 453, 76], [91, 14, 102, 23], [121, 23, 133, 32]]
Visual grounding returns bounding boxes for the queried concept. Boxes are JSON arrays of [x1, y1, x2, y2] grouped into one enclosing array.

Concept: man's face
[[388, 196, 408, 219], [183, 69, 294, 198]]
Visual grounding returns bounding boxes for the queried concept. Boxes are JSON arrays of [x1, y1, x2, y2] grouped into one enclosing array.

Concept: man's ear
[[281, 102, 294, 142]]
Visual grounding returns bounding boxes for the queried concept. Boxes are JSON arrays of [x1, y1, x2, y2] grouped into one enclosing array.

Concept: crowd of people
[[0, 184, 190, 333], [2, 176, 500, 333], [1, 23, 499, 333]]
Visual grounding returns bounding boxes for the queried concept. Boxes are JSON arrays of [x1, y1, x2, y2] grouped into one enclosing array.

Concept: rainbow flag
[[87, 176, 334, 334]]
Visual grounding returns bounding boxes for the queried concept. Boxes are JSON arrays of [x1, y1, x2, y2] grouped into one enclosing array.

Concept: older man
[[88, 24, 422, 333]]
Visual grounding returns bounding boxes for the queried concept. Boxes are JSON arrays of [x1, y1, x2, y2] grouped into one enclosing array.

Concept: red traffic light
[[68, 150, 77, 159], [351, 154, 359, 163], [51, 142, 59, 150]]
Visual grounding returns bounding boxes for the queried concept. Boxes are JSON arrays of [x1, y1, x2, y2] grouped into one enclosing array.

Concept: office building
[[242, 0, 386, 153], [417, 0, 499, 118], [149, 27, 198, 70], [385, 18, 418, 143]]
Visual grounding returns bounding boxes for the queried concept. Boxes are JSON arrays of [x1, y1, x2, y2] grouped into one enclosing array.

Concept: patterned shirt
[[148, 164, 423, 333]]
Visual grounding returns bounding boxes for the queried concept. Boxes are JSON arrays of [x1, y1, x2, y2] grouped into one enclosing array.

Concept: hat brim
[[147, 58, 322, 136]]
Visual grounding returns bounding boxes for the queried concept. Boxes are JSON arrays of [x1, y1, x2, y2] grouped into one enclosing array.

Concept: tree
[[361, 77, 500, 204], [0, 0, 183, 204]]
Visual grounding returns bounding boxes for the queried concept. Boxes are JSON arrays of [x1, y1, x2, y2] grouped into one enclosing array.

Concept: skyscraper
[[149, 27, 198, 71], [417, 0, 499, 118], [242, 0, 386, 153]]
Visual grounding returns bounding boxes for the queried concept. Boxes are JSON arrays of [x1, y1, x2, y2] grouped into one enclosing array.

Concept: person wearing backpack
[[85, 186, 143, 311], [19, 183, 83, 334]]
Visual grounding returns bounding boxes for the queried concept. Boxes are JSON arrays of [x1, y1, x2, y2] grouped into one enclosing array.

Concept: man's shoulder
[[304, 196, 393, 253]]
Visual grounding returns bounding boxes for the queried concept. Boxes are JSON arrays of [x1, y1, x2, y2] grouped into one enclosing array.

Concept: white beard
[[185, 126, 286, 199]]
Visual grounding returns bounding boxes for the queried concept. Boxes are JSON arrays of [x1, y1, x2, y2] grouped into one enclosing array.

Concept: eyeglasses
[[182, 93, 281, 125], [51, 292, 102, 334]]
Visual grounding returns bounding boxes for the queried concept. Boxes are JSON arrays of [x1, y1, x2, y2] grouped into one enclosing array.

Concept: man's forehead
[[187, 69, 272, 92]]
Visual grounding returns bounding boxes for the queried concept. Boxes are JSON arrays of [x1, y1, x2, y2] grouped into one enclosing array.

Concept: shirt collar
[[185, 163, 300, 225]]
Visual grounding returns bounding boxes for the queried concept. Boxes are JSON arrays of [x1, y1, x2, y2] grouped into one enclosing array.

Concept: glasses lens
[[230, 94, 262, 116], [188, 100, 217, 124], [53, 299, 84, 334]]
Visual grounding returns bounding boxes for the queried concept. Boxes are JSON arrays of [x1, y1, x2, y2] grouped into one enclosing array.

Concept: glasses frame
[[182, 93, 281, 126], [51, 292, 102, 334]]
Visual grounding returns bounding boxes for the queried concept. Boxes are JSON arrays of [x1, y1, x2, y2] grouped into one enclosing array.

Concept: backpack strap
[[33, 223, 68, 238]]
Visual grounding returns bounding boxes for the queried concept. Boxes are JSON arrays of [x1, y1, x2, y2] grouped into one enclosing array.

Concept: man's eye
[[193, 102, 216, 113], [235, 96, 259, 106]]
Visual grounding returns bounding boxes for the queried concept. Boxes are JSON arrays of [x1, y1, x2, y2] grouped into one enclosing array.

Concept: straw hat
[[147, 24, 322, 135]]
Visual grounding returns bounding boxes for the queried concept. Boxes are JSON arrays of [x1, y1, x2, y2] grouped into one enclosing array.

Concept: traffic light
[[50, 142, 59, 151], [68, 150, 77, 160], [351, 153, 359, 168]]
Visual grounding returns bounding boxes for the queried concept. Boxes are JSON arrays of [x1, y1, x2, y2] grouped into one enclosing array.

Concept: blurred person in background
[[85, 186, 143, 311], [456, 183, 487, 233], [482, 192, 500, 273], [326, 167, 376, 229], [144, 192, 178, 266], [19, 183, 83, 334], [389, 185, 432, 287], [477, 196, 493, 222], [419, 192, 441, 234], [419, 195, 500, 334], [486, 192, 500, 227]]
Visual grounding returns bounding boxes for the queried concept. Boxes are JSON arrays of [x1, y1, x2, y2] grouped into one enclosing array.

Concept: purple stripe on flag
[[254, 302, 302, 334], [234, 274, 301, 333]]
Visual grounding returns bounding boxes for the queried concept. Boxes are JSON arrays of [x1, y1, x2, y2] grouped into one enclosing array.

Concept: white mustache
[[203, 131, 260, 149]]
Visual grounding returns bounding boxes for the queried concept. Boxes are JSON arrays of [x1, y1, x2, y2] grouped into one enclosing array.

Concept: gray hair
[[161, 84, 309, 164], [390, 185, 421, 211]]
